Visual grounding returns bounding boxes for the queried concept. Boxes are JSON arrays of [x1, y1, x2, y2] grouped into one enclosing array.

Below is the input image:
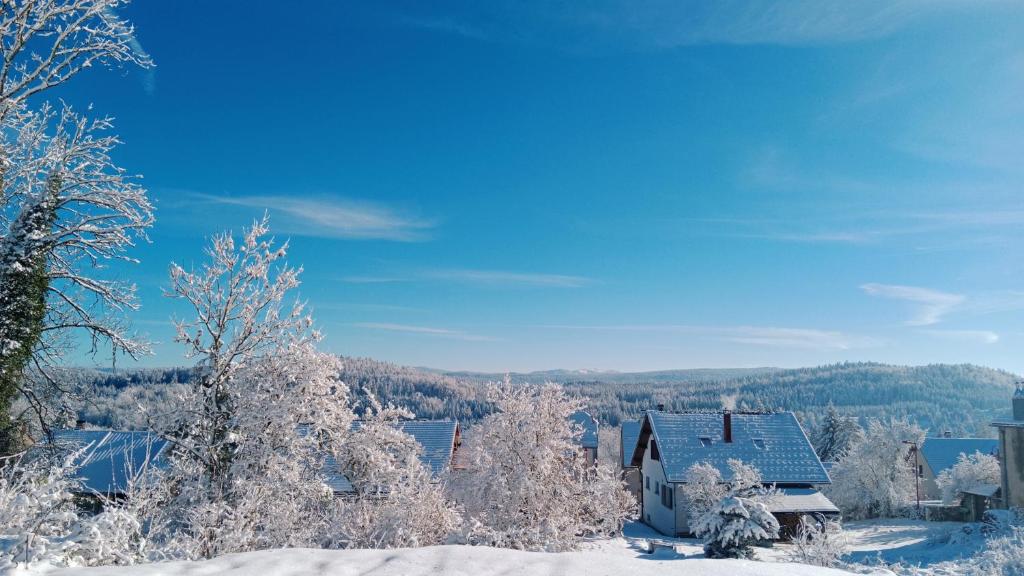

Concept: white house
[[627, 410, 837, 538]]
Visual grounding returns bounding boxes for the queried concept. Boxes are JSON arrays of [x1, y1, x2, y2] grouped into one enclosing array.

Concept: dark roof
[[920, 438, 999, 477], [620, 420, 642, 468], [570, 411, 599, 449], [36, 429, 168, 495], [630, 411, 829, 485]]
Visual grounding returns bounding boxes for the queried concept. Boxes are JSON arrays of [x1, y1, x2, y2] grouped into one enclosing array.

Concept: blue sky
[[51, 0, 1024, 373]]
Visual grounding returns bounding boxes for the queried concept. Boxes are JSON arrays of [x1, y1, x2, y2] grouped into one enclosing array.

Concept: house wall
[[640, 435, 676, 536], [998, 426, 1024, 508], [915, 451, 940, 500], [622, 467, 642, 505]]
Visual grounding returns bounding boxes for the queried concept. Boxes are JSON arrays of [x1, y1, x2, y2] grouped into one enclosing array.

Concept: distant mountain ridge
[[68, 359, 1016, 438]]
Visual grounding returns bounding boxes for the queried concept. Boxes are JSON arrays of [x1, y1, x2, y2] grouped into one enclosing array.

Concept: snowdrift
[[42, 544, 859, 576]]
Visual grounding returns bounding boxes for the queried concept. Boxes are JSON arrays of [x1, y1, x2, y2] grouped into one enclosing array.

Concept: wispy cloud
[[424, 268, 592, 288], [341, 268, 593, 288], [353, 322, 495, 342], [541, 324, 879, 350], [919, 329, 1000, 344], [860, 283, 965, 326], [191, 193, 435, 241], [396, 1, 1005, 49], [340, 276, 411, 284]]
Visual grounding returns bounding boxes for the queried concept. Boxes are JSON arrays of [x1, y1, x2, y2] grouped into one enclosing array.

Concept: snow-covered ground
[[11, 519, 991, 576], [30, 544, 855, 576]]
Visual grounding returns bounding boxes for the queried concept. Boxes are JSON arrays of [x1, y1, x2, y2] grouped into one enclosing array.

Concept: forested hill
[[72, 360, 1016, 438]]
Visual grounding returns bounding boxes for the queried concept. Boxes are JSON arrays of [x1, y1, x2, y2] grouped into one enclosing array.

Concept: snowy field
[[6, 519, 994, 576], [32, 544, 855, 576]]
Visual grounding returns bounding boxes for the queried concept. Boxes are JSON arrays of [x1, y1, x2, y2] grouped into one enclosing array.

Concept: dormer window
[[651, 439, 660, 461], [752, 438, 765, 450], [699, 436, 713, 447]]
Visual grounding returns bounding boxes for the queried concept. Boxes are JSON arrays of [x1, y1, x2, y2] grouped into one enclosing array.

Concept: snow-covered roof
[[570, 411, 599, 449], [630, 411, 830, 485], [34, 429, 169, 495], [620, 420, 642, 468], [392, 420, 461, 476], [920, 438, 998, 476], [962, 484, 1000, 498], [768, 488, 839, 514], [331, 419, 461, 494]]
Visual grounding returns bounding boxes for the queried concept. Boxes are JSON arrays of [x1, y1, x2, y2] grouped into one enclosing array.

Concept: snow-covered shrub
[[0, 451, 82, 565], [691, 459, 780, 559], [64, 507, 146, 567], [787, 516, 848, 568], [453, 382, 633, 552], [693, 495, 779, 559], [681, 462, 726, 521], [327, 396, 460, 549], [961, 527, 1024, 576], [826, 418, 924, 519], [936, 451, 1000, 505]]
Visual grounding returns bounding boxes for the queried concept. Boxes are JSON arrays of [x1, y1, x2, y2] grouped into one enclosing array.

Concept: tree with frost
[[326, 394, 460, 549], [453, 382, 633, 551], [681, 462, 727, 521], [787, 516, 848, 568], [0, 0, 153, 452], [694, 495, 779, 559], [936, 451, 1001, 505], [826, 417, 925, 519], [152, 217, 355, 558], [812, 404, 863, 463], [691, 459, 780, 559]]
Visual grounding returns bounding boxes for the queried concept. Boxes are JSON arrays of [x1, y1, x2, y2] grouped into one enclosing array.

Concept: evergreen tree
[[812, 403, 863, 462], [0, 180, 58, 452]]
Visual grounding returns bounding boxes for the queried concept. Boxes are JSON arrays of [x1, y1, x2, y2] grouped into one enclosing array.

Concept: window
[[645, 475, 650, 490], [699, 436, 712, 447], [651, 439, 660, 461], [918, 465, 923, 478], [667, 487, 674, 509], [661, 486, 674, 509]]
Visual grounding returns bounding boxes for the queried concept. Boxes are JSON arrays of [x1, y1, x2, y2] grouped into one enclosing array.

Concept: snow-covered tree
[[0, 0, 153, 452], [936, 451, 1001, 505], [153, 217, 355, 558], [453, 382, 633, 551], [694, 495, 779, 559], [826, 417, 925, 519], [691, 459, 780, 559], [812, 404, 863, 462], [681, 462, 727, 521], [327, 395, 460, 549], [787, 517, 848, 568]]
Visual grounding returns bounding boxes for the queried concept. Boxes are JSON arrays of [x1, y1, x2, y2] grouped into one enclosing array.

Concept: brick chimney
[[723, 411, 733, 443]]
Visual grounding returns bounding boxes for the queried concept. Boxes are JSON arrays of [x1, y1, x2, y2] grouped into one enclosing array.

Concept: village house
[[992, 387, 1024, 509], [619, 419, 642, 503], [913, 434, 998, 501], [627, 410, 837, 538], [570, 410, 599, 466]]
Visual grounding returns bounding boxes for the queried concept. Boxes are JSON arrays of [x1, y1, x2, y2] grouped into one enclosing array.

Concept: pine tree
[[812, 403, 863, 463]]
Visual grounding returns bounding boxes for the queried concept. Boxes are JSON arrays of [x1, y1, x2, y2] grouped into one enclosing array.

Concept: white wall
[[640, 435, 676, 536]]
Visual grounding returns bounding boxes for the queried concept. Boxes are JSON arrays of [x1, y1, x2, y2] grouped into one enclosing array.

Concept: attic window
[[752, 438, 765, 450], [651, 439, 661, 461], [699, 436, 713, 447]]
